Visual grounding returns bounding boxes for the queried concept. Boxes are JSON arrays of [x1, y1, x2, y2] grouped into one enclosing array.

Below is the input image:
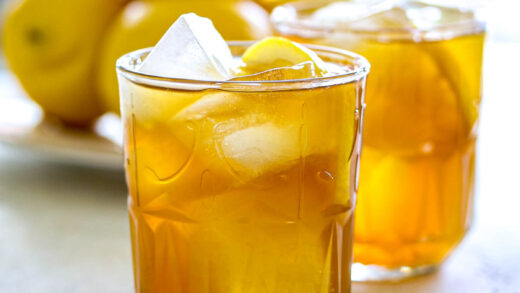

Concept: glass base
[[351, 263, 438, 282]]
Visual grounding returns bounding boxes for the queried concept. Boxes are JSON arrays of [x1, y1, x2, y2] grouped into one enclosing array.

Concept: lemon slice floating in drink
[[239, 36, 328, 77], [422, 40, 484, 133]]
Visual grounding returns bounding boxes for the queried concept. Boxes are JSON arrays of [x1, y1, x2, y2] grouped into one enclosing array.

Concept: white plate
[[0, 71, 123, 170]]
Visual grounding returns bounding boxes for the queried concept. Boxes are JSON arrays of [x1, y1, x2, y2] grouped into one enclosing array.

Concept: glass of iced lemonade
[[117, 13, 369, 292], [272, 0, 485, 281]]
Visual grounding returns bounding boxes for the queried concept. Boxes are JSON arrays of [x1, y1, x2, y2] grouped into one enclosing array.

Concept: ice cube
[[311, 0, 397, 25], [138, 13, 234, 80], [349, 5, 413, 30], [232, 62, 317, 81], [174, 92, 244, 121], [405, 5, 443, 30], [404, 2, 476, 30], [313, 1, 473, 32], [220, 123, 302, 178]]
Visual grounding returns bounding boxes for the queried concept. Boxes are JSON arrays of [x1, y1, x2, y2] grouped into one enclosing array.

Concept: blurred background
[[0, 0, 519, 292], [1, 0, 518, 166]]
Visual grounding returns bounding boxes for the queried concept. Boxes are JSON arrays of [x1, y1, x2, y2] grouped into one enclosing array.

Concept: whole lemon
[[2, 0, 128, 126], [97, 0, 272, 114]]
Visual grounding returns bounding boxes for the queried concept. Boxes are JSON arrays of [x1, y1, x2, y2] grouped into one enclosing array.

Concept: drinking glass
[[117, 42, 369, 292], [272, 1, 485, 281]]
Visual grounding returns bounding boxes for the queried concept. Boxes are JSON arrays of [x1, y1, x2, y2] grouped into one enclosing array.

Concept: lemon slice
[[240, 37, 327, 76], [232, 62, 317, 81], [422, 36, 484, 133]]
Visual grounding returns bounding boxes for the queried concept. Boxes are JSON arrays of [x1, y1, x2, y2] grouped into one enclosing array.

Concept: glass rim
[[271, 1, 486, 42], [116, 41, 370, 92]]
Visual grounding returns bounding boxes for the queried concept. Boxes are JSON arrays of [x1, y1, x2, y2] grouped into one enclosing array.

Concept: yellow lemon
[[97, 0, 272, 114], [2, 0, 128, 126], [240, 37, 327, 75]]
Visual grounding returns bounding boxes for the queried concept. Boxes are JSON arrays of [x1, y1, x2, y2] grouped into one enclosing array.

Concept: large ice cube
[[138, 13, 234, 80], [220, 123, 302, 178]]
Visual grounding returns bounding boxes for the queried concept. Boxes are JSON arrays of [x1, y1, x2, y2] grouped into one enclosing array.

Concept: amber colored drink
[[272, 1, 485, 280], [117, 43, 369, 292], [349, 33, 484, 272]]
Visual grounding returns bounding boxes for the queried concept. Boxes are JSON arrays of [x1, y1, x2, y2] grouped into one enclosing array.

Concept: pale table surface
[[1, 43, 520, 293]]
